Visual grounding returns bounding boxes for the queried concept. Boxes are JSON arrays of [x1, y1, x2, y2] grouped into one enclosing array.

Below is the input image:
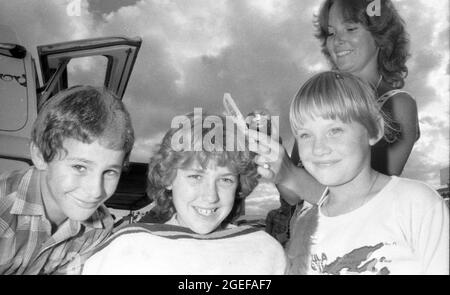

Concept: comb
[[223, 93, 248, 131]]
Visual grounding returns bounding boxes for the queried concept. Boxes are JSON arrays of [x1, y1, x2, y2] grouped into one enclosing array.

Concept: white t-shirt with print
[[308, 176, 449, 275]]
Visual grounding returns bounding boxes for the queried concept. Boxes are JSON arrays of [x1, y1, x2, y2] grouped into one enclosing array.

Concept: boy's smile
[[36, 138, 125, 227]]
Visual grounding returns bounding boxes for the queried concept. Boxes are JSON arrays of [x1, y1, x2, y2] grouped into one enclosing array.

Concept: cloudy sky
[[1, 0, 448, 215]]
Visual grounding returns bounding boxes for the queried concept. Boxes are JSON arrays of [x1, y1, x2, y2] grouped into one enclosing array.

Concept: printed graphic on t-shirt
[[311, 243, 390, 275]]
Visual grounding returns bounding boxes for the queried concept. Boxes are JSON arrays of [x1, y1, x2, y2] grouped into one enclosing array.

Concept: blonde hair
[[290, 71, 385, 139]]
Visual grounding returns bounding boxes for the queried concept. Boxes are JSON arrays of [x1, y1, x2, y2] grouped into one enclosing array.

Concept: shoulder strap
[[377, 90, 420, 141], [377, 90, 410, 108]]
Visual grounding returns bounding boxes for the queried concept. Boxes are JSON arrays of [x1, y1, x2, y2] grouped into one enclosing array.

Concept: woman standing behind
[[292, 0, 419, 176]]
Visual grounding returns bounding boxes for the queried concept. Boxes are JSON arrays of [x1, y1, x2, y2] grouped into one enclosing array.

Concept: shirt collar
[[317, 187, 330, 207], [10, 167, 46, 216], [80, 204, 113, 230]]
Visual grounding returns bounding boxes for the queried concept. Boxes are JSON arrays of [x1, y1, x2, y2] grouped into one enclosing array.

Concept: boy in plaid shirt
[[0, 86, 134, 274]]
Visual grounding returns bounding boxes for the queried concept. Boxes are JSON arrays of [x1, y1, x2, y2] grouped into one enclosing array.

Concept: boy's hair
[[31, 85, 135, 164], [315, 0, 410, 89], [290, 71, 386, 139], [147, 112, 258, 224]]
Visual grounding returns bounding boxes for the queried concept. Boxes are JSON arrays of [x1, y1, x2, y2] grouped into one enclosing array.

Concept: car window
[[0, 55, 28, 131], [67, 56, 108, 88]]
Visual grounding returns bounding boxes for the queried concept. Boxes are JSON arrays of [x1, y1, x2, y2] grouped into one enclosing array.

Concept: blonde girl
[[286, 71, 448, 275]]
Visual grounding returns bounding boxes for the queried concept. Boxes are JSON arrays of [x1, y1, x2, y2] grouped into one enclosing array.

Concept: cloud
[[1, 0, 448, 217], [87, 0, 140, 15], [403, 113, 449, 187], [0, 0, 97, 54], [131, 131, 166, 162]]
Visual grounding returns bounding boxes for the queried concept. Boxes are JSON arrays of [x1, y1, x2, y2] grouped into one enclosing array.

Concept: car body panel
[[1, 33, 39, 172]]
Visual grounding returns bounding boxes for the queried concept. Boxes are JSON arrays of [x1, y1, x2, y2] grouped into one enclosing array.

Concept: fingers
[[254, 154, 267, 166], [254, 154, 281, 181], [252, 144, 280, 164], [247, 128, 271, 145], [254, 154, 278, 168], [257, 166, 275, 180], [251, 142, 271, 155], [247, 130, 281, 160], [226, 115, 281, 162]]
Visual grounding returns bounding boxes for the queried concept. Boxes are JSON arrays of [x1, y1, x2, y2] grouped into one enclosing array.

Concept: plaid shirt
[[0, 167, 113, 275]]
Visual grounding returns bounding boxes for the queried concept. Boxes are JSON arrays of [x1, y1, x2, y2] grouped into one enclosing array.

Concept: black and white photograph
[[0, 0, 448, 280]]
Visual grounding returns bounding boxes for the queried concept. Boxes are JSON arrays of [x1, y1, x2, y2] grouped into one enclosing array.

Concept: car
[[0, 25, 150, 213]]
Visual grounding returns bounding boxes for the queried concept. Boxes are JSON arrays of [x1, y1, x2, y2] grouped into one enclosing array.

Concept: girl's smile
[[312, 159, 341, 167], [168, 160, 238, 235]]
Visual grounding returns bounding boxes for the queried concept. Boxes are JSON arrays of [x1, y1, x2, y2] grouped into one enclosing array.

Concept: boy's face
[[37, 138, 125, 225], [295, 116, 376, 187], [169, 160, 238, 235]]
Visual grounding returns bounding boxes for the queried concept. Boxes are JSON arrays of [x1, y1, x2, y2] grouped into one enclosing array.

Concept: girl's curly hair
[[146, 112, 259, 225], [315, 0, 410, 89]]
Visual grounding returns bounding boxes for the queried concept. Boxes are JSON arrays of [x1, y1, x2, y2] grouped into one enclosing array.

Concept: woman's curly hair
[[146, 112, 259, 225], [315, 0, 410, 89]]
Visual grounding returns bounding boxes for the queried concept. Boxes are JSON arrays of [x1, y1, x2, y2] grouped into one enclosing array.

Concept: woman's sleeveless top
[[376, 90, 420, 143]]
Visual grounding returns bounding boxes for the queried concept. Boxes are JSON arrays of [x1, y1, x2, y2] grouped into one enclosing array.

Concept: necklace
[[323, 172, 380, 217]]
